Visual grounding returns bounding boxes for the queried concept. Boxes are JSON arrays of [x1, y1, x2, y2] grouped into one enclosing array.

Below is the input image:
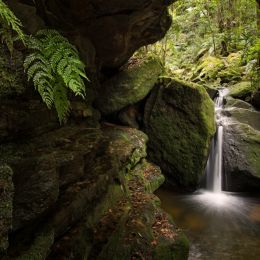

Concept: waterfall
[[205, 88, 228, 193]]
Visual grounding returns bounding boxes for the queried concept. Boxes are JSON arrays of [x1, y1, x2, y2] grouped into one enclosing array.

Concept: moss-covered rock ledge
[[96, 57, 163, 115], [0, 124, 189, 259]]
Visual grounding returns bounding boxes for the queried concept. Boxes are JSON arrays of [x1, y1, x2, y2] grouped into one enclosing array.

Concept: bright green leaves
[[24, 29, 88, 123], [0, 0, 25, 54]]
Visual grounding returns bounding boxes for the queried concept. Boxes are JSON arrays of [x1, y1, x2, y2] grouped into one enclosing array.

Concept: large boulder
[[223, 123, 260, 191], [96, 57, 163, 115], [9, 0, 174, 69], [144, 78, 215, 188], [223, 104, 260, 191]]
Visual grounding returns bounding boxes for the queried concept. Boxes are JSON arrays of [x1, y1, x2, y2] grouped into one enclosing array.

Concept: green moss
[[145, 77, 215, 188], [85, 183, 125, 227], [218, 66, 243, 82], [97, 57, 163, 114], [226, 52, 242, 67], [194, 56, 225, 80], [129, 160, 165, 193], [154, 233, 189, 260], [229, 81, 256, 100]]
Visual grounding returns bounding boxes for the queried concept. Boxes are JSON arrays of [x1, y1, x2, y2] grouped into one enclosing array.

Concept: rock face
[[10, 0, 174, 69], [251, 87, 260, 109], [223, 103, 260, 191], [0, 165, 14, 253], [0, 124, 189, 259], [96, 57, 163, 115], [144, 78, 215, 189]]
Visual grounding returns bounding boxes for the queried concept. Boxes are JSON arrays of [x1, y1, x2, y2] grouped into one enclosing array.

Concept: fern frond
[[24, 53, 49, 70], [25, 36, 44, 51], [28, 62, 52, 81], [50, 47, 67, 70], [37, 82, 54, 109], [0, 0, 25, 53], [53, 82, 70, 124], [68, 78, 85, 97], [25, 29, 89, 123]]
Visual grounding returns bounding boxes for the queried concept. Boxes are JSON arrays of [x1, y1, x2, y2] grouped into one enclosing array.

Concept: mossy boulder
[[96, 57, 163, 115], [229, 81, 256, 100], [0, 165, 14, 254], [144, 77, 215, 188]]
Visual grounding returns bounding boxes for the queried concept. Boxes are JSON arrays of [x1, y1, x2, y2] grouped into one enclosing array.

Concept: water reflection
[[156, 188, 260, 260]]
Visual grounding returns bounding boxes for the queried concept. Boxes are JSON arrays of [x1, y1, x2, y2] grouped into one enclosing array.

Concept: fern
[[24, 29, 88, 123], [0, 0, 25, 53]]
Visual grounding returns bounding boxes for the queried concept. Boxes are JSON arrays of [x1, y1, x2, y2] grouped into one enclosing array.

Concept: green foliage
[[24, 29, 88, 123], [246, 38, 260, 62], [135, 0, 258, 86], [0, 0, 25, 54]]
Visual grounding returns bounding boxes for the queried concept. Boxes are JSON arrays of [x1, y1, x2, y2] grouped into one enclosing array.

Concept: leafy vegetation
[[0, 2, 89, 123], [24, 30, 88, 123], [136, 0, 259, 89], [0, 0, 25, 54]]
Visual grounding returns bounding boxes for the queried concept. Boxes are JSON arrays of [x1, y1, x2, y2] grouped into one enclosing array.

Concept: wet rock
[[223, 100, 260, 191], [144, 78, 215, 189], [223, 107, 260, 131], [225, 96, 254, 110], [203, 85, 218, 99], [96, 57, 163, 115], [223, 123, 260, 192]]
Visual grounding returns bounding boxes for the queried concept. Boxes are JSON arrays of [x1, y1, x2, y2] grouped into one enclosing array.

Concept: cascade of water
[[205, 88, 228, 193]]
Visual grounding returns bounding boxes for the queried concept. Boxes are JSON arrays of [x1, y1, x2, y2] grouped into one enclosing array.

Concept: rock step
[[2, 125, 154, 259], [87, 160, 188, 260]]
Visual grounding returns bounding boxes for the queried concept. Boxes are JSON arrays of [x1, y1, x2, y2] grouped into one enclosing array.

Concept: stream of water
[[156, 89, 260, 259]]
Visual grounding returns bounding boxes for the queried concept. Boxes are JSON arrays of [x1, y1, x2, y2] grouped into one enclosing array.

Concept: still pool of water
[[156, 188, 260, 260]]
